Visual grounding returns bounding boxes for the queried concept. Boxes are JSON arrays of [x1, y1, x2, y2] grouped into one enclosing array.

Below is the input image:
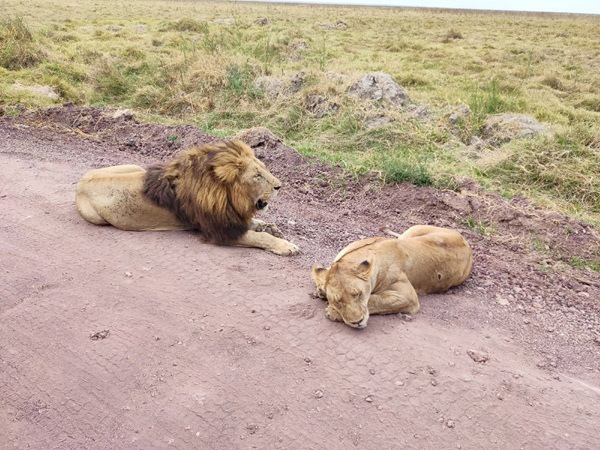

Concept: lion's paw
[[260, 222, 285, 239], [270, 240, 299, 256]]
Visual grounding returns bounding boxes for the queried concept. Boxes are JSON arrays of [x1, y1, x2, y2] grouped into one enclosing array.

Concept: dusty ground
[[1, 106, 599, 449]]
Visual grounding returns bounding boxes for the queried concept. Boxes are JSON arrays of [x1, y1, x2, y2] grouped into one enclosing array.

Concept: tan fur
[[75, 140, 298, 256], [312, 225, 473, 328]]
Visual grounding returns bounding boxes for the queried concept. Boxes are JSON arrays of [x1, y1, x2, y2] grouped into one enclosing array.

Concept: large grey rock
[[482, 113, 552, 146], [348, 72, 411, 108]]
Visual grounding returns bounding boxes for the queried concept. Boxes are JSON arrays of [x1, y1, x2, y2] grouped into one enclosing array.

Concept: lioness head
[[312, 259, 373, 329]]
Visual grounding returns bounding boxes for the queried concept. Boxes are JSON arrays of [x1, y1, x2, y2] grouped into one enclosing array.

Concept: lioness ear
[[312, 264, 329, 283], [355, 259, 373, 280], [312, 264, 329, 299]]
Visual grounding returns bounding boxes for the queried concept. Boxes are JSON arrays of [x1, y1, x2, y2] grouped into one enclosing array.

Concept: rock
[[105, 25, 123, 32], [255, 18, 269, 26], [365, 114, 392, 129], [289, 71, 306, 93], [254, 76, 284, 99], [348, 72, 411, 108], [234, 127, 282, 150], [11, 83, 59, 100], [449, 104, 471, 125], [469, 136, 485, 151], [112, 109, 134, 120], [134, 24, 148, 32], [287, 39, 309, 61], [408, 104, 430, 119], [365, 395, 374, 403], [446, 419, 455, 428], [482, 113, 552, 147], [496, 294, 510, 306], [467, 349, 489, 363], [305, 95, 338, 118]]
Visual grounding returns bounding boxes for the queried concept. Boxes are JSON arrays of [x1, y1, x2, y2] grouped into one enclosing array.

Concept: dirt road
[[1, 109, 599, 449]]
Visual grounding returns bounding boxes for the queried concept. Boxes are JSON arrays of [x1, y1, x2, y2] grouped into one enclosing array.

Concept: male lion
[[312, 225, 472, 328], [75, 140, 299, 256]]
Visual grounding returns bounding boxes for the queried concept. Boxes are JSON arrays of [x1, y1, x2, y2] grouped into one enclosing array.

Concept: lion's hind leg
[[75, 165, 146, 225]]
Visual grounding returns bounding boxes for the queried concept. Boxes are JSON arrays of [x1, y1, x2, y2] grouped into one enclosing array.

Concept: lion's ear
[[355, 259, 373, 280]]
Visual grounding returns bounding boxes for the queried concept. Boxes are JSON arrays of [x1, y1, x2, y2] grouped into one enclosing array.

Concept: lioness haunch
[[312, 225, 473, 329]]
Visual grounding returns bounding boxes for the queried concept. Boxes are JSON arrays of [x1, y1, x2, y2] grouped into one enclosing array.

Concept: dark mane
[[142, 141, 254, 244]]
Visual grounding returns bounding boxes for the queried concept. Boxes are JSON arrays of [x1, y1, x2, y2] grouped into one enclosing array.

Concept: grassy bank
[[1, 0, 599, 224]]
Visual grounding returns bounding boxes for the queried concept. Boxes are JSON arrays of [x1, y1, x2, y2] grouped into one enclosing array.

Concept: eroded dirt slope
[[1, 107, 599, 449]]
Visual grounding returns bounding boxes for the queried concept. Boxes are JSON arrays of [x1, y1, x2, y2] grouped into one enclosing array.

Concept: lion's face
[[312, 260, 373, 329], [238, 156, 282, 212]]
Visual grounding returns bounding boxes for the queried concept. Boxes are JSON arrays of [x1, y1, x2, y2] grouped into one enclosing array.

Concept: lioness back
[[394, 225, 473, 294]]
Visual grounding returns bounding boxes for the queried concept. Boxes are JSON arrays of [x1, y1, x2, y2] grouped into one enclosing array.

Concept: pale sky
[[247, 0, 600, 15]]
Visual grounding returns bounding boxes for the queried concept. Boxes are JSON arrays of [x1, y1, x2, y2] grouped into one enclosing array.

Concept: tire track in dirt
[[1, 123, 599, 449]]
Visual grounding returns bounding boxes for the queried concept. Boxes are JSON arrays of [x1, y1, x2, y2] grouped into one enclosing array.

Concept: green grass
[[1, 0, 599, 225]]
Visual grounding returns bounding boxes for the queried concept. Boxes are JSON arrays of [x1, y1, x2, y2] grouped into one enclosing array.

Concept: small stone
[[523, 318, 531, 324], [369, 368, 376, 375], [467, 349, 489, 363], [431, 380, 438, 386], [395, 380, 405, 386], [496, 393, 503, 400], [125, 271, 133, 277], [496, 294, 509, 306], [446, 419, 455, 428], [365, 395, 374, 403], [314, 389, 324, 398]]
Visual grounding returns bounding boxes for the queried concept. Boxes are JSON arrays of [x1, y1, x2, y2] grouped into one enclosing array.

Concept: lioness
[[312, 225, 473, 328], [76, 140, 299, 256]]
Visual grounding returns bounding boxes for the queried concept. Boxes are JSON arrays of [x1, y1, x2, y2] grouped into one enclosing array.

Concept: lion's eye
[[254, 174, 263, 180]]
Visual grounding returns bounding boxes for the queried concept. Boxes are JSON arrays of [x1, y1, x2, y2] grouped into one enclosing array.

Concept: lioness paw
[[325, 305, 343, 322]]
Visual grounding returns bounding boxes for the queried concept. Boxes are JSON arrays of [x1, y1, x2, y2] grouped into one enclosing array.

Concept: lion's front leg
[[368, 277, 420, 316], [235, 230, 299, 256], [249, 218, 285, 238]]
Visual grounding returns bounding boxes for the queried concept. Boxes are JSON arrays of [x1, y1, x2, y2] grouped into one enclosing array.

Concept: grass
[[1, 0, 599, 225]]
